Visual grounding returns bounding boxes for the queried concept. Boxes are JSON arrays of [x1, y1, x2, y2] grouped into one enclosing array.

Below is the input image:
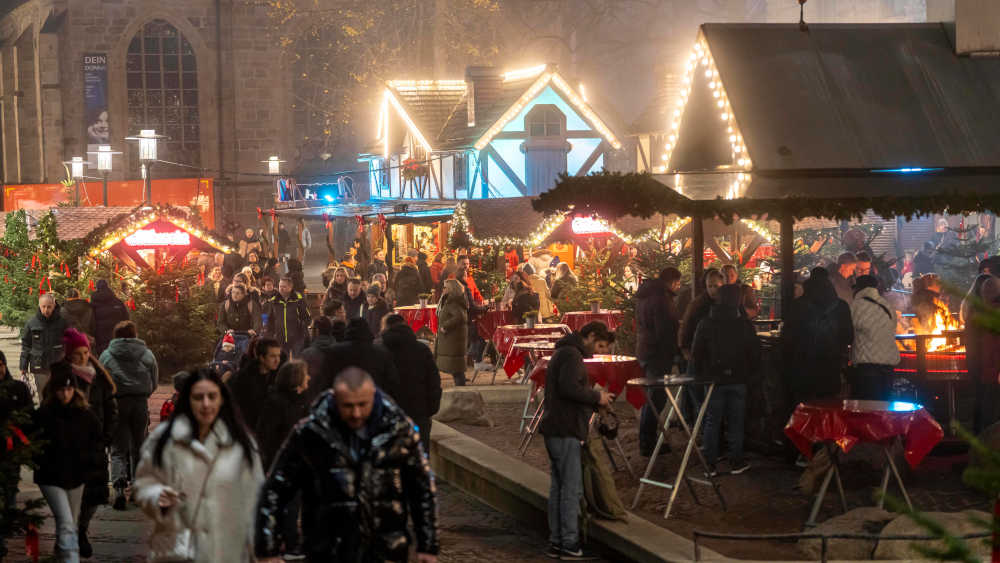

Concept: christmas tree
[[0, 384, 45, 554]]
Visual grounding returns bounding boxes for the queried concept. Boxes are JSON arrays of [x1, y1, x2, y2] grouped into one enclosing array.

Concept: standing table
[[626, 376, 726, 519], [784, 399, 944, 527], [489, 324, 570, 381], [395, 304, 438, 334], [560, 310, 625, 332]]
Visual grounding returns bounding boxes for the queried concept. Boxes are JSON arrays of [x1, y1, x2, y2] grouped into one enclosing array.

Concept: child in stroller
[[210, 331, 252, 381]]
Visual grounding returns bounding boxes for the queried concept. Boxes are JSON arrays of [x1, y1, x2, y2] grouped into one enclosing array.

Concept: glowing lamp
[[571, 216, 611, 235], [262, 155, 285, 175], [124, 229, 192, 247], [66, 156, 86, 179]]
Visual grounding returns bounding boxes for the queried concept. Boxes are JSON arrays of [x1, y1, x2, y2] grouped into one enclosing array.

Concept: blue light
[[889, 401, 920, 412], [323, 194, 335, 202], [871, 167, 943, 174]]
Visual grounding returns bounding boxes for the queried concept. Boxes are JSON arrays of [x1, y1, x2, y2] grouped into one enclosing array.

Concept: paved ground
[[0, 328, 559, 562]]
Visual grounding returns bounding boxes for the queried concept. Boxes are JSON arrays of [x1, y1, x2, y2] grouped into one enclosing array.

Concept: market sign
[[124, 229, 191, 248], [571, 216, 612, 235]]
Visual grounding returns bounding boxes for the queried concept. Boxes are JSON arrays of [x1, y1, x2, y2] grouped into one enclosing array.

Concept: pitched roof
[[388, 81, 467, 149], [699, 22, 1000, 171], [435, 76, 538, 151], [0, 207, 132, 239]]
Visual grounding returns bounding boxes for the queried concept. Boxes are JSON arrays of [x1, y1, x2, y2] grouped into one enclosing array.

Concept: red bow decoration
[[256, 207, 263, 220], [25, 523, 39, 562], [127, 297, 136, 310], [5, 424, 28, 452], [355, 215, 365, 230], [88, 279, 96, 292], [377, 213, 387, 231]]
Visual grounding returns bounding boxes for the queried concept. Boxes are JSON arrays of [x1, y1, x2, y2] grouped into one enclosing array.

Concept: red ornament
[[25, 523, 39, 562], [88, 279, 96, 292], [257, 207, 264, 220], [377, 213, 387, 232]]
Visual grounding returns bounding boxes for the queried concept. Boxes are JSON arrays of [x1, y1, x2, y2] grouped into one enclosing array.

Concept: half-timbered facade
[[359, 64, 623, 202]]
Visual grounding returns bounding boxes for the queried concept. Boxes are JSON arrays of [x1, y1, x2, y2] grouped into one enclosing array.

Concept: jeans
[[849, 364, 893, 401], [111, 396, 149, 490], [638, 362, 669, 454], [543, 436, 583, 550], [701, 384, 747, 466], [39, 485, 83, 563]]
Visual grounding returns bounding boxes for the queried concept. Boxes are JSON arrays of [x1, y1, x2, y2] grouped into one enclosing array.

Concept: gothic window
[[526, 105, 564, 137], [127, 20, 200, 171]]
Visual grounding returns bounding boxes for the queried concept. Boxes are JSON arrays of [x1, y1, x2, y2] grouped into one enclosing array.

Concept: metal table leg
[[631, 386, 679, 509], [519, 381, 541, 433], [804, 443, 848, 527], [665, 383, 719, 519], [518, 398, 545, 455], [884, 444, 913, 510]]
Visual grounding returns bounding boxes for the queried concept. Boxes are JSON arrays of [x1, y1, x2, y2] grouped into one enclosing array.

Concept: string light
[[385, 87, 434, 153], [90, 207, 234, 256], [740, 218, 777, 244], [661, 31, 752, 174]]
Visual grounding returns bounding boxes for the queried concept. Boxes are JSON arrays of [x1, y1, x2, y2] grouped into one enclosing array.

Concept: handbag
[[148, 448, 221, 562]]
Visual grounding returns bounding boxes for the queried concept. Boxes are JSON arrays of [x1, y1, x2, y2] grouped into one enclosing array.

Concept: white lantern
[[262, 155, 285, 175], [68, 156, 85, 179], [126, 129, 165, 162], [89, 144, 122, 172]]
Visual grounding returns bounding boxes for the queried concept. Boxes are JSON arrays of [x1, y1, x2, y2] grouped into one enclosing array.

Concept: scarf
[[72, 363, 96, 384]]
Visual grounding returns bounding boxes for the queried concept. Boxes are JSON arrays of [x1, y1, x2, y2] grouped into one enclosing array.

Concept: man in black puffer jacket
[[255, 368, 438, 562], [377, 315, 442, 447], [19, 294, 68, 396], [317, 318, 400, 401]]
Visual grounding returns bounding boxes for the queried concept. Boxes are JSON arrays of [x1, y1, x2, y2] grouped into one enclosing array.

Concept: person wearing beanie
[[90, 279, 129, 356], [316, 318, 399, 399], [361, 284, 390, 333], [393, 255, 425, 307], [63, 328, 118, 559], [31, 360, 103, 563], [99, 320, 158, 511], [690, 283, 760, 476], [849, 275, 900, 401], [19, 293, 68, 398]]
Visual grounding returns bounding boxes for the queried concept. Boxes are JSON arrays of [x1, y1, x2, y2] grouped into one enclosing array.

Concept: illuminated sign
[[571, 216, 611, 235], [124, 229, 191, 247]]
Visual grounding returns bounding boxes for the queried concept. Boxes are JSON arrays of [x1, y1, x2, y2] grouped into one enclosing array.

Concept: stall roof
[[0, 207, 132, 239], [697, 22, 1000, 172]]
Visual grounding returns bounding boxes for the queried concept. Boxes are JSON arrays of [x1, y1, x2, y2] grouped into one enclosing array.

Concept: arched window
[[126, 20, 200, 170], [526, 105, 564, 137]]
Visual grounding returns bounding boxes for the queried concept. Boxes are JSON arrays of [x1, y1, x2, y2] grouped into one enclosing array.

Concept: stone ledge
[[442, 384, 529, 404], [429, 421, 726, 563]]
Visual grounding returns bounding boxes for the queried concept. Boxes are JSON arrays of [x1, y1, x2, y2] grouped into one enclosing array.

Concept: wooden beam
[[479, 149, 489, 198], [637, 137, 649, 171], [781, 215, 795, 317], [575, 141, 607, 177], [692, 216, 704, 297], [485, 144, 528, 194]]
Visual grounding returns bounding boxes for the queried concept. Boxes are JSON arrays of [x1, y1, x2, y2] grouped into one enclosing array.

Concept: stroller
[[209, 331, 253, 380]]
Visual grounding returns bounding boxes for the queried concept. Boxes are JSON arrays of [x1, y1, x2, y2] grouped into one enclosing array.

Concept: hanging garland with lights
[[533, 171, 1000, 224], [85, 204, 235, 257]]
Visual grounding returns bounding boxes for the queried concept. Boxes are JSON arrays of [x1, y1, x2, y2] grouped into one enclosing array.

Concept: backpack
[[802, 300, 842, 361]]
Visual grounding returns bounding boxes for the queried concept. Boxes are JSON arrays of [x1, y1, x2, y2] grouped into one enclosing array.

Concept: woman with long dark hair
[[134, 368, 263, 562]]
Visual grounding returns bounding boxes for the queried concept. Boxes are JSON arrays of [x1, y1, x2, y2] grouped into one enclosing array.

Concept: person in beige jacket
[[134, 369, 263, 562], [521, 264, 557, 320]]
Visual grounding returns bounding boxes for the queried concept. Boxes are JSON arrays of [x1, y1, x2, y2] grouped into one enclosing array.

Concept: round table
[[492, 324, 570, 357], [784, 399, 944, 527], [502, 340, 557, 378], [560, 310, 625, 332], [528, 354, 642, 397], [476, 309, 517, 341], [395, 304, 438, 334]]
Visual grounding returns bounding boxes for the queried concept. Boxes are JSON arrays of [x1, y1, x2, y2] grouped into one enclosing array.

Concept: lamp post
[[63, 156, 87, 206], [87, 145, 122, 206], [262, 155, 285, 176], [125, 129, 166, 204]]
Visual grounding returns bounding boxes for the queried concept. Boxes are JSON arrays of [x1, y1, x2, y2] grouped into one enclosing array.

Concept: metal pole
[[74, 180, 80, 206], [143, 161, 153, 203], [781, 215, 795, 318], [692, 215, 704, 296], [102, 170, 109, 207]]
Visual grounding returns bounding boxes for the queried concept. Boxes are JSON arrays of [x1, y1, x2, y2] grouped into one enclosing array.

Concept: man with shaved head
[[256, 367, 439, 562], [19, 293, 68, 397]]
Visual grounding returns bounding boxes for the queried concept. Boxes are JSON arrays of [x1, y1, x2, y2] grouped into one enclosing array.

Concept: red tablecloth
[[396, 304, 438, 334], [560, 310, 625, 332], [529, 355, 644, 407], [501, 339, 558, 378], [492, 324, 570, 357], [784, 400, 944, 468], [476, 309, 517, 341]]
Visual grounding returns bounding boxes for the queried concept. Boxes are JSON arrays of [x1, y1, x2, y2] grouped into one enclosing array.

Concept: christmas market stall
[[537, 21, 1000, 448]]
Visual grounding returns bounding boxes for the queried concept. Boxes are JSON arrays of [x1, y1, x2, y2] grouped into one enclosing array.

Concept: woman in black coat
[[63, 328, 118, 559], [32, 361, 103, 562], [378, 315, 442, 448]]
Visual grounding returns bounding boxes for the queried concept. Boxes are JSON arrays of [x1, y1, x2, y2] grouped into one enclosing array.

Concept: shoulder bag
[[148, 446, 222, 562]]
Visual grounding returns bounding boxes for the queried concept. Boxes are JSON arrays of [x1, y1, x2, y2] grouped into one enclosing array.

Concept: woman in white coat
[[134, 368, 263, 562]]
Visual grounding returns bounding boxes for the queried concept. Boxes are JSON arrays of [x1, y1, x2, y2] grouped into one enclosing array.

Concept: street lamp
[[63, 156, 87, 206], [262, 155, 285, 175], [87, 145, 122, 206], [125, 129, 167, 204]]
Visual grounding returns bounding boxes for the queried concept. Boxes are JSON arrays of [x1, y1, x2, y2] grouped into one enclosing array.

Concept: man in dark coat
[[378, 314, 442, 447], [277, 222, 291, 257], [90, 279, 129, 355], [228, 338, 282, 432], [301, 317, 339, 403], [634, 267, 682, 456], [690, 284, 760, 475], [781, 268, 854, 404], [538, 322, 613, 560], [263, 277, 311, 355], [61, 288, 96, 338], [19, 293, 68, 395], [417, 252, 434, 296], [679, 269, 724, 359], [393, 257, 425, 307], [361, 286, 390, 333], [343, 278, 366, 319], [317, 318, 400, 400], [255, 368, 438, 562]]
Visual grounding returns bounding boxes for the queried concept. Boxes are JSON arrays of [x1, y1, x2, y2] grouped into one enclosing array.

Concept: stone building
[[0, 0, 293, 225]]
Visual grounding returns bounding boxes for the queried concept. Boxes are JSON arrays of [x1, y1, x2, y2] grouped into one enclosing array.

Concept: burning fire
[[903, 296, 962, 352]]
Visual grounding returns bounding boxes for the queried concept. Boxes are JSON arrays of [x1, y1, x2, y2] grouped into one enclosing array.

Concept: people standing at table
[[394, 256, 425, 307], [849, 275, 899, 401], [417, 252, 434, 297], [680, 269, 724, 360], [781, 268, 853, 405], [436, 279, 469, 386], [538, 322, 613, 560], [379, 314, 442, 448], [254, 368, 439, 563], [30, 362, 103, 563], [20, 293, 69, 398], [511, 278, 541, 323], [691, 284, 760, 476], [635, 267, 682, 457], [550, 263, 578, 302], [521, 264, 556, 321]]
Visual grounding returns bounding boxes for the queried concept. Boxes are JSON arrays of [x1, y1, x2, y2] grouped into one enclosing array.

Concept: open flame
[[905, 296, 962, 352]]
